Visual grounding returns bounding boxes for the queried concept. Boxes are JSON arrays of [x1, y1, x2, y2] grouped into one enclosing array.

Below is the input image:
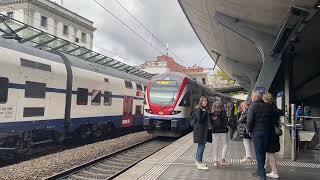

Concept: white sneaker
[[266, 172, 279, 179], [195, 161, 207, 166], [213, 161, 219, 167], [197, 163, 208, 170], [195, 161, 200, 166]]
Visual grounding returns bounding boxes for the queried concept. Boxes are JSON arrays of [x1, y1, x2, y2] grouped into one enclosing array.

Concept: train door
[[17, 63, 52, 125], [122, 96, 133, 128]]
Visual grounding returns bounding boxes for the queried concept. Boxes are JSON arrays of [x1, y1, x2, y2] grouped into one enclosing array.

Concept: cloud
[[63, 0, 213, 68]]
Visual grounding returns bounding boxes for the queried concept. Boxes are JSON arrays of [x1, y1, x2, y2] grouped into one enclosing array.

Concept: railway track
[[45, 137, 174, 180]]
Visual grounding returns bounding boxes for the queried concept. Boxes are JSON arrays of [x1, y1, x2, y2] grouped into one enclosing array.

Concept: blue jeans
[[196, 143, 205, 162], [252, 131, 270, 180]]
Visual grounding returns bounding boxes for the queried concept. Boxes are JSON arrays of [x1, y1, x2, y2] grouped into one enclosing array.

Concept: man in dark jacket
[[247, 91, 275, 180]]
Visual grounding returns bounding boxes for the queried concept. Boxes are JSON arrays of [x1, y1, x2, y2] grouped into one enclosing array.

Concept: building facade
[[0, 0, 95, 49]]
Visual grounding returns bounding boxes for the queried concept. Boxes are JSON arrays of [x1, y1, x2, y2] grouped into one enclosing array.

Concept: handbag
[[274, 125, 283, 136]]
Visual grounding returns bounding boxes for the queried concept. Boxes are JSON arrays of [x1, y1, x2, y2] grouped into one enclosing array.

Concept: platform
[[116, 133, 320, 180]]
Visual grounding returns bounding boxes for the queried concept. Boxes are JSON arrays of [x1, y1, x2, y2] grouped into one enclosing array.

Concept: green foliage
[[217, 70, 231, 81], [216, 70, 235, 85]]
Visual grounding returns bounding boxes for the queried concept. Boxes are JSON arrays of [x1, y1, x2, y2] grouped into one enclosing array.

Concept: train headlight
[[145, 109, 152, 113], [171, 110, 181, 115]]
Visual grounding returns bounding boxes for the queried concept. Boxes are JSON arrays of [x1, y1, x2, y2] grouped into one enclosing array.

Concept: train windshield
[[150, 80, 179, 105]]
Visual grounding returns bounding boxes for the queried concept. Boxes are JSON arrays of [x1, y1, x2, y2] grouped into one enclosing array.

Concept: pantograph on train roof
[[0, 14, 154, 79]]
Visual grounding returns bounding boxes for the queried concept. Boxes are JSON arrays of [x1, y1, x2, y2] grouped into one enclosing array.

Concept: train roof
[[150, 72, 242, 102], [0, 37, 148, 85]]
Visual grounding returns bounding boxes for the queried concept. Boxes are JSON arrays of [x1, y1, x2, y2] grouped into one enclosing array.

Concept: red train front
[[143, 72, 204, 137]]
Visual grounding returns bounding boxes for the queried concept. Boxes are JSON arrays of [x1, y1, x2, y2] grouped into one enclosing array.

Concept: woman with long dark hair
[[193, 96, 211, 170]]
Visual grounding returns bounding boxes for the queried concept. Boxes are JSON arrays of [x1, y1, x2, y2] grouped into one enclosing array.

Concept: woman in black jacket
[[193, 96, 210, 170], [263, 93, 283, 179], [238, 102, 254, 163], [211, 101, 230, 167]]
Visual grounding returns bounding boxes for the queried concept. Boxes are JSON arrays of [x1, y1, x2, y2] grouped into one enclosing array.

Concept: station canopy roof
[[0, 14, 153, 79]]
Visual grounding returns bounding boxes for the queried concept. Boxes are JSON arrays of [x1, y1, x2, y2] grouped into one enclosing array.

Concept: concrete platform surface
[[115, 133, 320, 180]]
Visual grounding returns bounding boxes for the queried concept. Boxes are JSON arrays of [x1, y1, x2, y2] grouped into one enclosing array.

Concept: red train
[[143, 72, 239, 137]]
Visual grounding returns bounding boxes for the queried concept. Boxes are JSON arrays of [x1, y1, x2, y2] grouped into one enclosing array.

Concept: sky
[[61, 0, 215, 70]]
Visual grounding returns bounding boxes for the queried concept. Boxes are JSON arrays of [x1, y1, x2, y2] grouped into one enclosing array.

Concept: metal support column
[[291, 104, 297, 161]]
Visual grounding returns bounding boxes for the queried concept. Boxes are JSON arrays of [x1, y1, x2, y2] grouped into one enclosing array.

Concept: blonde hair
[[196, 96, 207, 109], [262, 93, 274, 103], [240, 101, 249, 109], [212, 101, 223, 112]]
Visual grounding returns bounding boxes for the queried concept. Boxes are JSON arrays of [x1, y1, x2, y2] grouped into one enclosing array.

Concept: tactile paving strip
[[137, 134, 193, 180]]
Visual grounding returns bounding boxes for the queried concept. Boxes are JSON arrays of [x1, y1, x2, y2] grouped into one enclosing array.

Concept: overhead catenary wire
[[91, 0, 164, 55], [112, 0, 188, 66]]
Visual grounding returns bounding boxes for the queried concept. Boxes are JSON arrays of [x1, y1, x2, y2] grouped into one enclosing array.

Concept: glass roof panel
[[117, 64, 130, 71], [104, 60, 119, 66], [59, 43, 78, 53], [79, 51, 98, 59], [45, 38, 68, 49], [70, 47, 88, 56], [30, 33, 54, 44], [96, 57, 109, 65], [112, 62, 126, 69], [16, 27, 41, 39], [0, 14, 153, 79], [88, 54, 104, 62]]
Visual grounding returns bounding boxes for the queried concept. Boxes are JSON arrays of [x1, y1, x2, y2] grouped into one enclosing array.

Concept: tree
[[216, 70, 235, 85]]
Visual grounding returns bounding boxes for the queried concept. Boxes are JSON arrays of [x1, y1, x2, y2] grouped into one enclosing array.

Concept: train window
[[124, 80, 133, 89], [21, 58, 51, 72], [136, 84, 143, 91], [23, 107, 45, 117], [91, 90, 101, 105], [104, 91, 112, 106], [77, 88, 88, 105], [104, 78, 109, 83], [179, 92, 191, 107], [0, 77, 9, 103], [135, 105, 142, 115], [25, 81, 46, 99]]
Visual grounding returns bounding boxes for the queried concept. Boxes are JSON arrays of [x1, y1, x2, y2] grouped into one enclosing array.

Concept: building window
[[135, 105, 142, 115], [104, 91, 112, 106], [124, 80, 133, 89], [40, 16, 48, 28], [0, 77, 9, 103], [81, 32, 86, 42], [77, 88, 88, 105], [63, 25, 69, 35], [75, 37, 79, 43], [136, 84, 142, 91], [25, 81, 46, 99]]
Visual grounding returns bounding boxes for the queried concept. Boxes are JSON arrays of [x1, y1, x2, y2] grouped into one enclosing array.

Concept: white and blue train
[[0, 38, 148, 154]]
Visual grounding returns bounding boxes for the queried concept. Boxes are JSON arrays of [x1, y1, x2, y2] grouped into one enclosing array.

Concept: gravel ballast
[[0, 131, 154, 180]]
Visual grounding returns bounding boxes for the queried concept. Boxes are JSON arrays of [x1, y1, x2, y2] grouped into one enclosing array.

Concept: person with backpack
[[211, 101, 230, 167], [238, 101, 254, 163], [192, 96, 211, 170]]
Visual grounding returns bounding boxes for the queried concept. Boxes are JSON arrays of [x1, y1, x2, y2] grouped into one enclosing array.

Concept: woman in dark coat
[[193, 96, 210, 170], [262, 93, 283, 179], [238, 102, 254, 163]]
